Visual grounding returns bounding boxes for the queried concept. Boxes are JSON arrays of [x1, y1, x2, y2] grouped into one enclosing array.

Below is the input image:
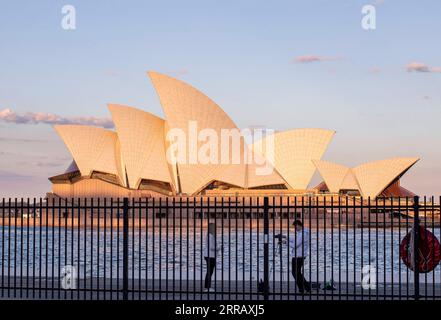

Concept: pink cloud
[[0, 108, 114, 128], [369, 67, 381, 74], [293, 55, 341, 64], [406, 62, 441, 73]]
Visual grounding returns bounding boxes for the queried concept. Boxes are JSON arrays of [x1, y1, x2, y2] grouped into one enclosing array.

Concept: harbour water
[[0, 227, 440, 284]]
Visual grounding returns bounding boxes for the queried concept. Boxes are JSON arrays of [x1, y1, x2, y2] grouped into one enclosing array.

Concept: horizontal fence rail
[[0, 196, 440, 300]]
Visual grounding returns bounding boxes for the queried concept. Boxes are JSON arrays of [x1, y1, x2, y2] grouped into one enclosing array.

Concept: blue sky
[[0, 0, 440, 197]]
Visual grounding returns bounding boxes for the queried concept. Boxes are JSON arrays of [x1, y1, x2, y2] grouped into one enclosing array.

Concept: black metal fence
[[0, 196, 440, 300]]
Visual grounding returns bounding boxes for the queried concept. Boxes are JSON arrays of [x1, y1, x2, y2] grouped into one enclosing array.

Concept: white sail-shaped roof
[[340, 170, 360, 191], [149, 71, 247, 194], [312, 160, 352, 193], [314, 157, 419, 198], [353, 157, 419, 198], [246, 148, 287, 188], [51, 71, 421, 198], [54, 125, 123, 184], [108, 104, 173, 189], [252, 128, 335, 190]]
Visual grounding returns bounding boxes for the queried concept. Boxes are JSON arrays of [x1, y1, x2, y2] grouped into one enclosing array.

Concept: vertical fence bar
[[381, 198, 384, 299], [145, 198, 148, 301], [228, 197, 231, 300], [375, 198, 379, 300], [137, 199, 141, 300], [172, 197, 175, 300], [117, 198, 120, 300], [214, 197, 218, 300], [6, 198, 10, 297], [33, 198, 37, 299], [66, 199, 70, 300], [286, 196, 289, 300], [257, 197, 260, 301], [308, 196, 311, 301], [122, 197, 129, 301], [368, 197, 372, 300], [405, 197, 409, 299], [390, 197, 394, 299], [131, 198, 135, 300], [143, 198, 150, 300], [90, 198, 94, 300], [193, 197, 196, 299], [109, 198, 113, 300], [57, 198, 61, 299], [26, 198, 30, 299], [104, 198, 107, 300], [159, 198, 163, 300], [352, 197, 356, 299], [271, 197, 275, 299], [234, 198, 237, 299], [338, 196, 342, 299], [83, 199, 87, 300], [13, 198, 17, 299], [221, 197, 224, 300], [186, 198, 189, 300], [398, 197, 401, 300], [323, 196, 327, 300], [1, 199, 3, 299], [97, 198, 100, 300], [431, 197, 435, 299], [263, 197, 269, 301], [360, 197, 363, 301], [152, 198, 156, 300], [242, 197, 245, 300], [77, 199, 81, 300], [165, 198, 169, 300], [413, 195, 420, 300], [180, 198, 183, 299]]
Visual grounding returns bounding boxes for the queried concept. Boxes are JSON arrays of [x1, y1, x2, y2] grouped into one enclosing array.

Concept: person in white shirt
[[203, 223, 218, 291], [289, 220, 311, 293]]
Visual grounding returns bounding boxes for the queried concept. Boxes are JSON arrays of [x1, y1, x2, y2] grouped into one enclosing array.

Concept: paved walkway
[[1, 278, 440, 300]]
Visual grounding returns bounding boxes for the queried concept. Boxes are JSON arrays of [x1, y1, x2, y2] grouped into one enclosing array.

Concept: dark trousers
[[204, 257, 216, 288], [291, 257, 310, 293]]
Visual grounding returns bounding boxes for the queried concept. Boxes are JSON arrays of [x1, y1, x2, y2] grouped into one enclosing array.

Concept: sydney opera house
[[48, 72, 419, 199]]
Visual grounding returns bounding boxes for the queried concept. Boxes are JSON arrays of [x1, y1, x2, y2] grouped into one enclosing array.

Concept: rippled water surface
[[0, 226, 440, 283]]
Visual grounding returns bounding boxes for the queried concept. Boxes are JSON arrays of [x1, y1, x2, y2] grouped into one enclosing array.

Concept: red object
[[400, 226, 441, 273]]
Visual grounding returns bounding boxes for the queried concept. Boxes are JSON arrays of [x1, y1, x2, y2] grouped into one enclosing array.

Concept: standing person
[[203, 223, 217, 292], [289, 220, 311, 293]]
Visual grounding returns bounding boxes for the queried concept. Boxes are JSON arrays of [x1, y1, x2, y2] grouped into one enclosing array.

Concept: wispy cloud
[[369, 67, 381, 74], [0, 108, 114, 128], [292, 55, 341, 64], [406, 62, 441, 73], [35, 161, 67, 167], [0, 136, 49, 143], [0, 170, 35, 181], [104, 70, 119, 77]]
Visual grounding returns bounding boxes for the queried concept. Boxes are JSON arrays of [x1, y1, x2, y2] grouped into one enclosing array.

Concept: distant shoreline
[[0, 216, 439, 228]]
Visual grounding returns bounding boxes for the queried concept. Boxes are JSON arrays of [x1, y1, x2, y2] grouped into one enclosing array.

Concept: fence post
[[413, 195, 420, 300], [263, 197, 269, 300], [122, 197, 129, 300]]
